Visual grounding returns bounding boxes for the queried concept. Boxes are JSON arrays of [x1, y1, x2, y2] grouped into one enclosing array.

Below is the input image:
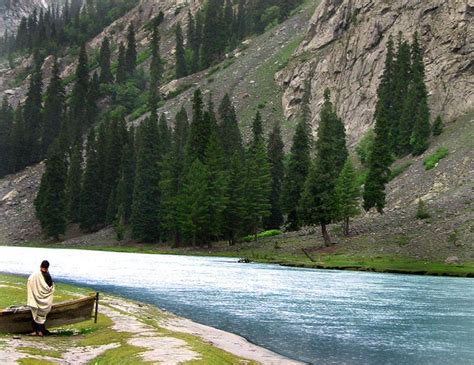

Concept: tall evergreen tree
[[299, 89, 347, 245], [65, 142, 83, 223], [0, 97, 13, 177], [116, 41, 127, 84], [149, 24, 163, 118], [79, 129, 102, 231], [201, 0, 225, 68], [392, 35, 411, 154], [158, 114, 172, 157], [160, 108, 189, 246], [191, 11, 203, 73], [244, 112, 271, 239], [175, 22, 187, 79], [9, 108, 27, 172], [68, 43, 89, 142], [125, 23, 137, 76], [335, 159, 360, 236], [34, 140, 67, 240], [409, 33, 430, 156], [281, 84, 311, 231], [131, 118, 161, 242], [23, 64, 43, 164], [203, 132, 228, 244], [178, 159, 210, 246], [41, 58, 64, 156], [186, 89, 211, 162], [99, 36, 113, 84], [363, 37, 398, 213], [115, 129, 135, 225], [85, 71, 99, 127], [265, 122, 284, 229], [218, 93, 243, 158]]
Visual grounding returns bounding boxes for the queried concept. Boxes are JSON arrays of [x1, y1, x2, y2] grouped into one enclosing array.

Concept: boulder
[[444, 256, 460, 264]]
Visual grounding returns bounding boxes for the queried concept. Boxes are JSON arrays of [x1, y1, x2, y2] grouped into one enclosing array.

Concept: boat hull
[[0, 294, 97, 334]]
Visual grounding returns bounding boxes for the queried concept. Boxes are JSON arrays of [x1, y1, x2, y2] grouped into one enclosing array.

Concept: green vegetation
[[423, 147, 449, 170], [416, 199, 430, 219], [243, 229, 282, 242]]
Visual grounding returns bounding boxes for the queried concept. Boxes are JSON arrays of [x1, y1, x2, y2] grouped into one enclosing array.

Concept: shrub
[[356, 129, 375, 167], [432, 115, 444, 136], [242, 229, 282, 242], [416, 199, 430, 219], [423, 147, 448, 170]]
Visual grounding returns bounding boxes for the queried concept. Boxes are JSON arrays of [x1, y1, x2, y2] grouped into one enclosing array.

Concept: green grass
[[423, 147, 449, 170], [243, 229, 283, 242], [18, 347, 61, 358]]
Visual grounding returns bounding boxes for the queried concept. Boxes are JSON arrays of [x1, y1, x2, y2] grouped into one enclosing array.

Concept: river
[[0, 246, 473, 365]]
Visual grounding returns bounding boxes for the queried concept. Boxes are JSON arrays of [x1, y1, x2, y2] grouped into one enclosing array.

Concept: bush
[[356, 129, 375, 167], [423, 147, 448, 170], [416, 199, 430, 219], [242, 229, 282, 242], [432, 115, 444, 136]]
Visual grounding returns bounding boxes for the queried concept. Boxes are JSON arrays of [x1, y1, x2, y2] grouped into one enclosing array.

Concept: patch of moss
[[18, 358, 57, 365], [87, 343, 147, 365]]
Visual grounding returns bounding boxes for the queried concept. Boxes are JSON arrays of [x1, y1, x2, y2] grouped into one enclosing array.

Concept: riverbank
[[4, 238, 474, 278], [0, 273, 301, 364]]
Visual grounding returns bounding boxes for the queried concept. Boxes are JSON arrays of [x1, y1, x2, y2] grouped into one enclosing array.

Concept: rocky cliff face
[[277, 0, 474, 145], [0, 0, 58, 34]]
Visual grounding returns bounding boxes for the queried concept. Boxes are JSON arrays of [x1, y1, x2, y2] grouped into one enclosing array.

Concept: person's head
[[40, 260, 50, 273]]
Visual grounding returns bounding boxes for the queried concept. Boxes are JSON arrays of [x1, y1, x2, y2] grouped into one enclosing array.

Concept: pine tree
[[158, 114, 171, 157], [432, 115, 443, 136], [149, 24, 163, 118], [23, 64, 43, 164], [265, 122, 284, 229], [65, 142, 83, 223], [178, 159, 210, 246], [41, 57, 64, 157], [160, 108, 189, 246], [125, 23, 137, 77], [299, 89, 347, 245], [335, 159, 360, 236], [244, 112, 271, 239], [392, 35, 411, 154], [203, 132, 228, 244], [363, 108, 391, 214], [69, 43, 89, 142], [186, 89, 211, 162], [236, 0, 247, 40], [191, 11, 203, 73], [131, 118, 161, 242], [34, 140, 67, 240], [9, 107, 27, 172], [99, 36, 113, 84], [218, 93, 243, 158], [79, 129, 102, 231], [363, 37, 396, 213], [409, 33, 430, 156], [281, 85, 311, 231], [0, 97, 13, 177], [85, 71, 99, 127], [222, 152, 246, 244], [116, 42, 127, 84], [115, 130, 135, 225], [201, 0, 225, 68], [175, 22, 187, 79]]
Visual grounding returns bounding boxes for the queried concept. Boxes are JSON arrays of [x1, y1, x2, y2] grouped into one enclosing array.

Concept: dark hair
[[40, 260, 50, 269]]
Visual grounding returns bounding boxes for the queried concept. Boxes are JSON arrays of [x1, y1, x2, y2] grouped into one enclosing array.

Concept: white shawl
[[27, 271, 55, 324]]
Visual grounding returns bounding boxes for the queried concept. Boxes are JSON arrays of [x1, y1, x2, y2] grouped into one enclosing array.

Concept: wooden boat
[[0, 292, 99, 334]]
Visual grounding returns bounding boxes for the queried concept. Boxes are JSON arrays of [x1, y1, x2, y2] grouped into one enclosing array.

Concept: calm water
[[0, 246, 473, 365]]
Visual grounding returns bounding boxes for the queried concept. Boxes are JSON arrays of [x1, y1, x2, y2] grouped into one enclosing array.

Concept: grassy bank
[[0, 274, 258, 364], [5, 238, 474, 277]]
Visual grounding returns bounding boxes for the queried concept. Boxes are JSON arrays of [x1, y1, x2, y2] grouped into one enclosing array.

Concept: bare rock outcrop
[[277, 0, 474, 145]]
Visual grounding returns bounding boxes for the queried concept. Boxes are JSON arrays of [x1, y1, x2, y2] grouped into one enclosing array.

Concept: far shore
[[0, 273, 302, 364], [2, 241, 474, 278]]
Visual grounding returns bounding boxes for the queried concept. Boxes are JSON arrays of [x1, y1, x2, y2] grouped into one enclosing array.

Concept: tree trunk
[[321, 223, 332, 246], [344, 217, 349, 236]]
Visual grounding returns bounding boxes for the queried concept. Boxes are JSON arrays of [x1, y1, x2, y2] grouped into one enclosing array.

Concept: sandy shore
[[0, 290, 304, 364]]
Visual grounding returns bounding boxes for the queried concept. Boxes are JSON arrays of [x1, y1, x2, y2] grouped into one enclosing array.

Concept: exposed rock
[[1, 190, 18, 203], [277, 0, 474, 145], [445, 256, 460, 264]]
